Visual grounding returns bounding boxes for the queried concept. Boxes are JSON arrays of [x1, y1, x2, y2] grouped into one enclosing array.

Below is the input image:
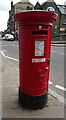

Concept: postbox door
[[32, 36, 49, 95]]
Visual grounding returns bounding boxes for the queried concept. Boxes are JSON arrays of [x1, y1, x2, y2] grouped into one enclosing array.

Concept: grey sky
[[0, 0, 10, 11]]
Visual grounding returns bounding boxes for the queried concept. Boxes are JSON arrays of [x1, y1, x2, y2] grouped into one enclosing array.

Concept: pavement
[[0, 59, 64, 119], [51, 44, 64, 46], [51, 40, 66, 47]]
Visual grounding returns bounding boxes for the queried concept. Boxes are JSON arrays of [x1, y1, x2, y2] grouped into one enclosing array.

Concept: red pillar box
[[14, 11, 57, 109]]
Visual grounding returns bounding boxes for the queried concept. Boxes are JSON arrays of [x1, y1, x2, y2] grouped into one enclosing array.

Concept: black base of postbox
[[19, 87, 48, 110]]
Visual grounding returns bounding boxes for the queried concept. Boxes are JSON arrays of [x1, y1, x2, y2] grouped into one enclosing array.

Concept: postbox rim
[[14, 10, 58, 25]]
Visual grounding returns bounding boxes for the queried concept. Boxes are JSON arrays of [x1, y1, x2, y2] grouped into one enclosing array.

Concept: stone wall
[[52, 34, 66, 41]]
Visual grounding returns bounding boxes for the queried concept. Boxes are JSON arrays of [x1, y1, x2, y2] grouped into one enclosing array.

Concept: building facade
[[34, 0, 66, 34], [7, 0, 34, 39], [7, 1, 15, 34], [7, 0, 66, 40]]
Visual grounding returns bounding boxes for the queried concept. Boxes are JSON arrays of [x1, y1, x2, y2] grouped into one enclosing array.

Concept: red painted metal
[[14, 11, 58, 96]]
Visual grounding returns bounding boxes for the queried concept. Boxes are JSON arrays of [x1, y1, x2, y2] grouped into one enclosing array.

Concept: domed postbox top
[[14, 10, 58, 26]]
